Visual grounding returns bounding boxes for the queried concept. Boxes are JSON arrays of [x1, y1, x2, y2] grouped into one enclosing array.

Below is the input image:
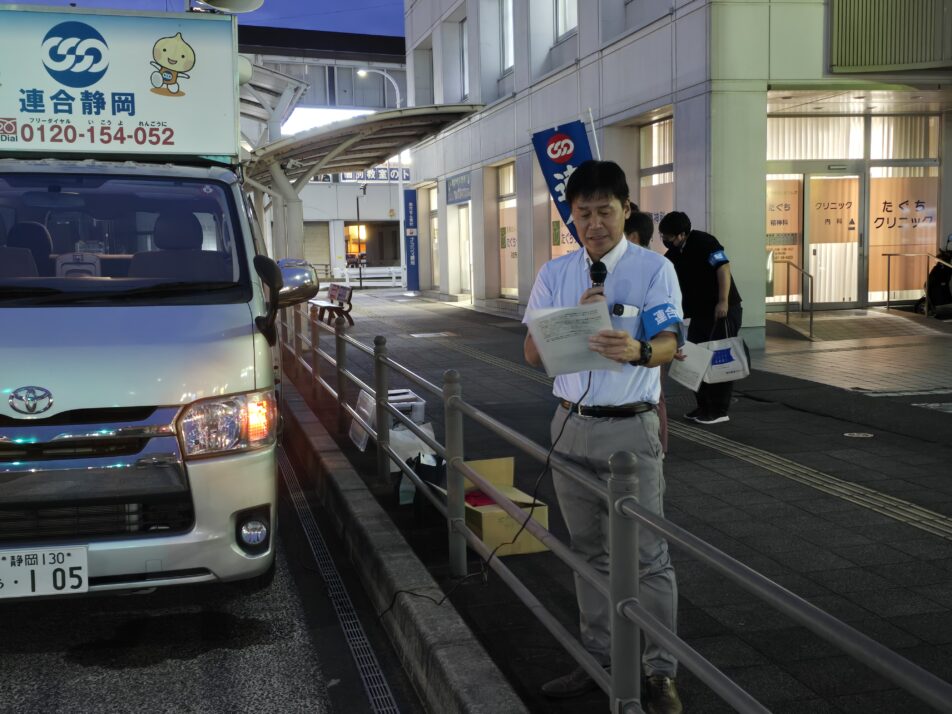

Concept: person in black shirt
[[659, 211, 743, 424]]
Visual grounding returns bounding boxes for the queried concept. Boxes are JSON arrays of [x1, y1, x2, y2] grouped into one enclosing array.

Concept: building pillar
[[709, 88, 768, 349], [941, 111, 952, 248]]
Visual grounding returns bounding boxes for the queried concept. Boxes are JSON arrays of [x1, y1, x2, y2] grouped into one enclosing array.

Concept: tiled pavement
[[298, 291, 952, 713]]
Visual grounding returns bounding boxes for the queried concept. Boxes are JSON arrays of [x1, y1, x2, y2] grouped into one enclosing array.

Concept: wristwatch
[[629, 339, 652, 366]]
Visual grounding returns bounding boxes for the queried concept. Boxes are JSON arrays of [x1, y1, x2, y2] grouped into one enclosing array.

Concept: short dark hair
[[624, 211, 655, 247], [658, 211, 691, 236], [565, 160, 630, 208]]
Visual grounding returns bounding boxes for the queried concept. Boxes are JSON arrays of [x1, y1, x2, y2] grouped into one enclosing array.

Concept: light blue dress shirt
[[523, 238, 684, 405]]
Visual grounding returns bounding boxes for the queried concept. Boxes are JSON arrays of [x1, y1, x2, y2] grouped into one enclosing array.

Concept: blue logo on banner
[[42, 22, 109, 88], [531, 120, 594, 244], [404, 189, 420, 292], [711, 348, 735, 365]]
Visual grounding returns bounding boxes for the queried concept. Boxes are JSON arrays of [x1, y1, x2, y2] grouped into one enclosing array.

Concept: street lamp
[[357, 68, 407, 290], [355, 182, 367, 288]]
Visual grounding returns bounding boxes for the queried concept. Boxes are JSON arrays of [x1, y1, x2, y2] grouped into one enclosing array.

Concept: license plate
[[0, 547, 89, 599]]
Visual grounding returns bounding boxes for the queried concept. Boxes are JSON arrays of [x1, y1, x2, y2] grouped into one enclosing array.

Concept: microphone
[[590, 260, 607, 287]]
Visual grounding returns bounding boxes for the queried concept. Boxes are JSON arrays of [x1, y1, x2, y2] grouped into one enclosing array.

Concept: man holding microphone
[[524, 160, 684, 713]]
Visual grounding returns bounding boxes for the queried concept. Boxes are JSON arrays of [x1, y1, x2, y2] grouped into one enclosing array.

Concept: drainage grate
[[864, 388, 952, 398], [912, 402, 952, 413], [278, 449, 401, 714]]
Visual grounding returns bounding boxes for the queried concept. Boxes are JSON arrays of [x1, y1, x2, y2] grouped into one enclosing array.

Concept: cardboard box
[[460, 457, 548, 557]]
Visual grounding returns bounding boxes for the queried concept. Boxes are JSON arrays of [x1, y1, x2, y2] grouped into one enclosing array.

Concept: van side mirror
[[254, 255, 283, 346], [276, 258, 320, 308]]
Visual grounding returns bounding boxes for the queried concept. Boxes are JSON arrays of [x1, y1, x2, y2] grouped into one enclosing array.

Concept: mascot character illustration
[[150, 33, 196, 96]]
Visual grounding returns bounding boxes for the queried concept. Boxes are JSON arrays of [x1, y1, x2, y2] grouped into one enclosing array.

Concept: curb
[[280, 381, 528, 714]]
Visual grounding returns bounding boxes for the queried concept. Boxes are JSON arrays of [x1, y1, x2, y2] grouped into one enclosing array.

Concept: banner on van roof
[[0, 7, 238, 159]]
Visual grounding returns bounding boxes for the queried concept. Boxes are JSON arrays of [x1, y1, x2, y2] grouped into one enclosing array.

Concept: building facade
[[404, 0, 952, 346], [239, 26, 409, 277]]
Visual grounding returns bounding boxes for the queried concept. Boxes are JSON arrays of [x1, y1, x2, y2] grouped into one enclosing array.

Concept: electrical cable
[[376, 373, 593, 619]]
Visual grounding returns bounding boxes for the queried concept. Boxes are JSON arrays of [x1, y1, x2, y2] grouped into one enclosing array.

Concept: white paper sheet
[[526, 302, 623, 377], [667, 341, 714, 392]]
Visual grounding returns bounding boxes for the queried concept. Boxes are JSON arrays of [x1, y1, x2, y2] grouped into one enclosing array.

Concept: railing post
[[785, 261, 791, 324], [443, 369, 467, 578], [608, 451, 641, 714], [808, 275, 814, 339], [309, 304, 321, 401], [292, 305, 303, 378], [886, 254, 892, 310], [374, 336, 391, 485], [335, 315, 348, 434]]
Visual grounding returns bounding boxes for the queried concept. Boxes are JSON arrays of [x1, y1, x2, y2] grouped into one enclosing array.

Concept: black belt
[[560, 400, 654, 418]]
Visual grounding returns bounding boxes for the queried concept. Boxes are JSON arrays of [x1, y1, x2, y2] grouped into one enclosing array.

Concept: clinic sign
[[531, 120, 594, 244], [0, 7, 238, 158], [446, 171, 471, 204]]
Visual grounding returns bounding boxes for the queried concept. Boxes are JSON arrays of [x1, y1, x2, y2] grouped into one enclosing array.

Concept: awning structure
[[239, 62, 308, 151], [242, 104, 481, 261], [244, 104, 480, 187]]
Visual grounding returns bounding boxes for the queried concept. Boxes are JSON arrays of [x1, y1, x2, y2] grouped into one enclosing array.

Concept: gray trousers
[[550, 404, 678, 677]]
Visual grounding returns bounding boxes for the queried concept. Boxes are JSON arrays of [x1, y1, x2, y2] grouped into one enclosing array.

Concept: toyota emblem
[[9, 386, 54, 415]]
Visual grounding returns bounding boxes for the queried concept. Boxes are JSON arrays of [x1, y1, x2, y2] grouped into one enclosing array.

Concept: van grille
[[0, 438, 149, 462], [0, 407, 157, 428], [0, 497, 194, 543]]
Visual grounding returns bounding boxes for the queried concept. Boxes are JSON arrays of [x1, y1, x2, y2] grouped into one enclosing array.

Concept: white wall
[[299, 182, 403, 273], [405, 0, 950, 337]]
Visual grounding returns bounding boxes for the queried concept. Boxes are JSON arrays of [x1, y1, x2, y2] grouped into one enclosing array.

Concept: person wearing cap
[[524, 160, 684, 714], [659, 211, 743, 425]]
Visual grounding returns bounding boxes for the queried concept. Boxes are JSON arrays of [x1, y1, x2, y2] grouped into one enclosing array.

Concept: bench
[[311, 283, 354, 326]]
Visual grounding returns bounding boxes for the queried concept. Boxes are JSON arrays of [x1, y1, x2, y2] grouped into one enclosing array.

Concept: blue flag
[[404, 189, 420, 292], [531, 120, 594, 244]]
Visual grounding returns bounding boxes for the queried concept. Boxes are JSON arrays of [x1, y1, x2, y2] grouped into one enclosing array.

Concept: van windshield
[[0, 173, 250, 306]]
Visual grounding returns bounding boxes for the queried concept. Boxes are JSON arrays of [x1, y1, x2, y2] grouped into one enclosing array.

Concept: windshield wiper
[[0, 286, 65, 299], [0, 282, 238, 305], [109, 281, 239, 298]]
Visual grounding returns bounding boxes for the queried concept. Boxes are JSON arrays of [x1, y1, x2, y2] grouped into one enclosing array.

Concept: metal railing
[[333, 265, 404, 288], [884, 252, 952, 313], [279, 303, 952, 713], [774, 260, 815, 339]]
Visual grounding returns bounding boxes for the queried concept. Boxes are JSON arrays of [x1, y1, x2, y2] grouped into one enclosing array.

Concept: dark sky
[[18, 0, 406, 36]]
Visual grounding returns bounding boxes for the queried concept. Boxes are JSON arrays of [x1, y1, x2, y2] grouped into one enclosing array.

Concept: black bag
[[404, 453, 446, 527]]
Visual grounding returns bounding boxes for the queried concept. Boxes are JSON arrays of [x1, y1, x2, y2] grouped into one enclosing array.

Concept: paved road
[[302, 290, 952, 713], [0, 459, 424, 714]]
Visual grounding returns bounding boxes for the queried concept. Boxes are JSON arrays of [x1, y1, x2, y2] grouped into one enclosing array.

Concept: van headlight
[[178, 389, 277, 458]]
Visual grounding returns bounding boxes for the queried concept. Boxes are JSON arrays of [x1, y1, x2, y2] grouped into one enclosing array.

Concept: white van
[[0, 159, 316, 599], [0, 7, 317, 599]]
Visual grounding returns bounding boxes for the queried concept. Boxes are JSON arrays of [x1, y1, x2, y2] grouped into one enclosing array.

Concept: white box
[[387, 389, 425, 425]]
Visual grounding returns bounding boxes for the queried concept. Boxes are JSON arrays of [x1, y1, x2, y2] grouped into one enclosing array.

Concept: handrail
[[884, 252, 952, 312], [278, 302, 952, 713], [773, 260, 814, 338]]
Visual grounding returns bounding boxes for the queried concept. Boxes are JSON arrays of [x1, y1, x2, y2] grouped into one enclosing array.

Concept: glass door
[[457, 203, 471, 293], [804, 174, 864, 307]]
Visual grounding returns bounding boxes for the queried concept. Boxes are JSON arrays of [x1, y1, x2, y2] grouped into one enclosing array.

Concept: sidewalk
[[299, 290, 952, 713]]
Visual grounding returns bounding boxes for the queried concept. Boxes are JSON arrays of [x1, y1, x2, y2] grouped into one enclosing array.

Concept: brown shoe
[[540, 665, 600, 699], [645, 675, 683, 714]]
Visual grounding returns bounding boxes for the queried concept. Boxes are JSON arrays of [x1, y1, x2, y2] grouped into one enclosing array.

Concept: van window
[[0, 173, 250, 305]]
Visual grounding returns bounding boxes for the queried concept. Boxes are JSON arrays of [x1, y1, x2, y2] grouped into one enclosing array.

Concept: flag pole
[[586, 107, 601, 160]]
